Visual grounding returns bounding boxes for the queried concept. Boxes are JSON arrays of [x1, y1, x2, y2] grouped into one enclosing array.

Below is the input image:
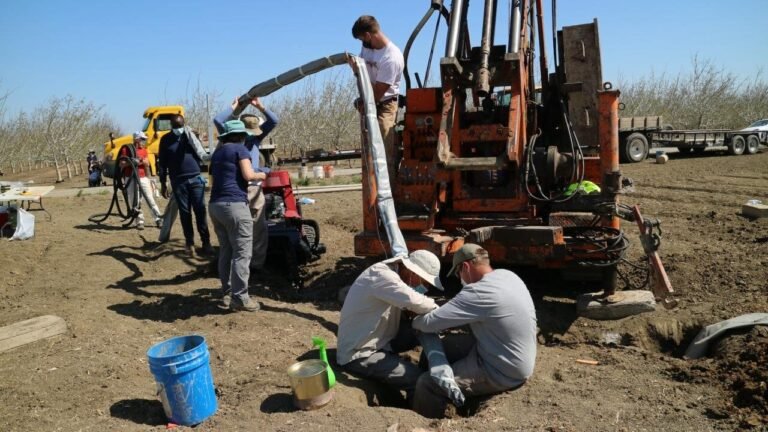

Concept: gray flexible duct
[[233, 53, 351, 117], [350, 55, 408, 258]]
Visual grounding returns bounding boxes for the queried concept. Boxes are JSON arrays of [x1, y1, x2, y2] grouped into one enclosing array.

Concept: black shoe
[[200, 243, 215, 256]]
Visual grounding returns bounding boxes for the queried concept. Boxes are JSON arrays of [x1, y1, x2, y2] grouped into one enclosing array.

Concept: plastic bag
[[10, 207, 35, 240]]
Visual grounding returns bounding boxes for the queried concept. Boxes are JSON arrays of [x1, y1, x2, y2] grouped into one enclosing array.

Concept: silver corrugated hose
[[351, 55, 408, 258], [233, 53, 351, 117]]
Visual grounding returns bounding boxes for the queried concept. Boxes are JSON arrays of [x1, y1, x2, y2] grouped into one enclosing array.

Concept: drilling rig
[[353, 0, 674, 302]]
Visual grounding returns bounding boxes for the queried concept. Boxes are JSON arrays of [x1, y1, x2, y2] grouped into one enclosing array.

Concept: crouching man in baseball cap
[[411, 244, 538, 418], [336, 250, 443, 400]]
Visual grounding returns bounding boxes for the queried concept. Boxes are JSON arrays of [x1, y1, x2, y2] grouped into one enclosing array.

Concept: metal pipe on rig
[[535, 0, 549, 93], [508, 0, 522, 54], [445, 0, 465, 57], [598, 86, 621, 229], [476, 0, 496, 96]]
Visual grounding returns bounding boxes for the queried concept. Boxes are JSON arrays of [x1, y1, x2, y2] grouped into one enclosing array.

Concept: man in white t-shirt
[[351, 15, 404, 185]]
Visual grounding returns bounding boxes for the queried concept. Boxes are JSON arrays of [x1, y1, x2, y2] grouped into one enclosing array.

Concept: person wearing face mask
[[336, 250, 442, 398], [208, 120, 267, 312], [157, 114, 213, 257], [214, 96, 279, 275], [411, 244, 538, 418], [350, 15, 404, 187]]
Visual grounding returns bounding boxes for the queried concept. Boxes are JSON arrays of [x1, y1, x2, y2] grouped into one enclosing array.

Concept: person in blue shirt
[[158, 114, 213, 257], [214, 96, 279, 272], [209, 120, 267, 312]]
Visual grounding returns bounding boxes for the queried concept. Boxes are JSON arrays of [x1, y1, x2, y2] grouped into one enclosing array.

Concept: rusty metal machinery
[[353, 0, 674, 303]]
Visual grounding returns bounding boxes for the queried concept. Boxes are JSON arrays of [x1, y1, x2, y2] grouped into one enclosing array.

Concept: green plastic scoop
[[311, 336, 336, 388]]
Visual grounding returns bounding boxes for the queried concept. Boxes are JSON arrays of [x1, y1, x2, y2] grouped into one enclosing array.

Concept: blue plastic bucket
[[147, 335, 217, 426]]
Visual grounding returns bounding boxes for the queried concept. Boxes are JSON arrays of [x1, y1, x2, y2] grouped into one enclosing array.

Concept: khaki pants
[[377, 99, 399, 186], [247, 184, 268, 269]]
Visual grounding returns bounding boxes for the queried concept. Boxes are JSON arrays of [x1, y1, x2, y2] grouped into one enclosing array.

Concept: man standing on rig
[[350, 15, 404, 186]]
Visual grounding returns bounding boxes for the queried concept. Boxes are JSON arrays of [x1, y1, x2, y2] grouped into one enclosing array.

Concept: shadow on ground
[[108, 288, 231, 323], [90, 237, 228, 322], [249, 256, 373, 312], [110, 398, 166, 426]]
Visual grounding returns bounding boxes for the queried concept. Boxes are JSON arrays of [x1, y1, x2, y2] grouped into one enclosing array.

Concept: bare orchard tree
[[34, 96, 101, 182], [618, 56, 768, 129], [316, 71, 360, 150], [176, 80, 223, 144], [268, 73, 360, 159]]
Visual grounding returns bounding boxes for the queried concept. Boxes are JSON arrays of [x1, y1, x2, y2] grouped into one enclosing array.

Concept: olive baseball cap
[[447, 243, 484, 277]]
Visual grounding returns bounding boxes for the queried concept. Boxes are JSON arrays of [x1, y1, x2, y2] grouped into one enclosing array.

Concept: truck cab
[[102, 105, 185, 178]]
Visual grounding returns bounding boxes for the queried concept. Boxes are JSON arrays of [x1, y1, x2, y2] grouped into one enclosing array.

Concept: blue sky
[[1, 0, 766, 133]]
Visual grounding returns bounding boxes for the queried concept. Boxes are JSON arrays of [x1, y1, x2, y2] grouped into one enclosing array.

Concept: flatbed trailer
[[653, 128, 765, 156]]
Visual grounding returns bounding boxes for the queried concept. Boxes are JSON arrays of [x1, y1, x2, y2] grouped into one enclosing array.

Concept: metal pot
[[286, 359, 332, 410]]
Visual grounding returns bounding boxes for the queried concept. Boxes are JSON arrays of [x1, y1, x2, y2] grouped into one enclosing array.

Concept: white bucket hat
[[384, 250, 443, 290]]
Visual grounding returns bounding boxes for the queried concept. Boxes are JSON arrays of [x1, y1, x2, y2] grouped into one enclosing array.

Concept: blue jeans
[[172, 176, 210, 247]]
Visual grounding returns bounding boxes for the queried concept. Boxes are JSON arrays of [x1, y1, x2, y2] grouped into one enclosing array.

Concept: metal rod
[[476, 0, 496, 96], [535, 0, 549, 93], [445, 0, 465, 57], [509, 0, 522, 53]]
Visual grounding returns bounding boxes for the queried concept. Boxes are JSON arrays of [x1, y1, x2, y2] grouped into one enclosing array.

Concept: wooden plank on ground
[[0, 315, 67, 353]]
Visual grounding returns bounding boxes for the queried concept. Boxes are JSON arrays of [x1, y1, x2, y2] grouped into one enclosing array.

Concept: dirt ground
[[1, 149, 767, 431]]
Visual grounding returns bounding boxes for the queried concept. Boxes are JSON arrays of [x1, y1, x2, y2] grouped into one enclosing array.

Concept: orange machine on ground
[[353, 0, 674, 303]]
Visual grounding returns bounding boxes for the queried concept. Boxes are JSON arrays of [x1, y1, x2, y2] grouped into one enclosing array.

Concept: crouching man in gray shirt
[[337, 250, 443, 398], [412, 244, 538, 418]]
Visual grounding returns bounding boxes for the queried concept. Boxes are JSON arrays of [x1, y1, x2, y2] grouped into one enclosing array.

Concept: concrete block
[[742, 203, 768, 219], [577, 290, 656, 320]]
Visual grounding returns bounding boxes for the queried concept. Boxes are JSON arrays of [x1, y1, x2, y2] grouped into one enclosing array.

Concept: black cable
[[423, 8, 442, 87], [88, 144, 150, 227]]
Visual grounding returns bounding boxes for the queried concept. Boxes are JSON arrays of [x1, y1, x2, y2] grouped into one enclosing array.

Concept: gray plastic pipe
[[233, 53, 351, 117]]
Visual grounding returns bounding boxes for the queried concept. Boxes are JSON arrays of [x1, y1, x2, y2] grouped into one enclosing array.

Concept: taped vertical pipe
[[352, 56, 409, 258], [476, 0, 496, 96], [509, 0, 522, 54], [445, 0, 465, 57]]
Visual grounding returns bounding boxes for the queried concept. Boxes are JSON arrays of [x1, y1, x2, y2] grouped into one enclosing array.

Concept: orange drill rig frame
[[353, 0, 674, 304]]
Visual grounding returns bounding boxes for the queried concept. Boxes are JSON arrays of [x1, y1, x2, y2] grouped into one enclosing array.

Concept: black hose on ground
[[88, 144, 148, 227]]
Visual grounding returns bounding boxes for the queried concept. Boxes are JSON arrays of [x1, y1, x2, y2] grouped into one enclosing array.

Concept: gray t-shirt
[[413, 269, 537, 388]]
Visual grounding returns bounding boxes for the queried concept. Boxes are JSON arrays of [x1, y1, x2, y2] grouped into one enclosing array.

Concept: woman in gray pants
[[208, 120, 266, 312]]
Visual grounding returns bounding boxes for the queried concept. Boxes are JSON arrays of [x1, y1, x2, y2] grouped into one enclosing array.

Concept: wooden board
[[0, 315, 67, 353]]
